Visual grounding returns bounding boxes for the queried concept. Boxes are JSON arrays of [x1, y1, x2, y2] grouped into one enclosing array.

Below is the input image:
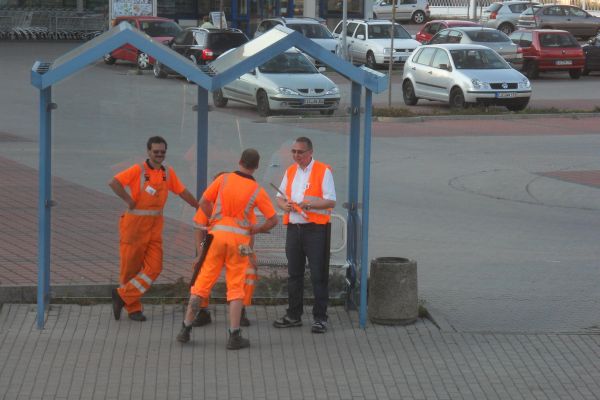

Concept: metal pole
[[359, 89, 372, 328], [196, 86, 208, 200], [341, 0, 348, 60], [37, 86, 52, 330], [387, 0, 397, 107]]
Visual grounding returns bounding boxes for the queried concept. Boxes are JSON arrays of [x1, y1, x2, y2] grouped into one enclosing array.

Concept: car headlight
[[383, 48, 392, 55], [325, 87, 339, 95], [519, 78, 531, 89], [277, 87, 300, 96], [471, 79, 490, 90]]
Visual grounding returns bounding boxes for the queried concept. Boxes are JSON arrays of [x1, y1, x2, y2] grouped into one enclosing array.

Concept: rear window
[[465, 30, 510, 42], [539, 33, 579, 48], [140, 21, 182, 37], [486, 3, 503, 12], [288, 23, 333, 39], [521, 6, 541, 15], [207, 33, 249, 50]]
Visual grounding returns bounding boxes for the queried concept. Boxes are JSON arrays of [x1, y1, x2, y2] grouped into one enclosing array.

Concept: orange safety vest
[[208, 172, 261, 236], [283, 160, 332, 225]]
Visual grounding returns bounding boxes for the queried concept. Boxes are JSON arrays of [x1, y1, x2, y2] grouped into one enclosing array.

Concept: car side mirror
[[439, 63, 452, 71], [356, 34, 365, 40], [162, 39, 172, 45]]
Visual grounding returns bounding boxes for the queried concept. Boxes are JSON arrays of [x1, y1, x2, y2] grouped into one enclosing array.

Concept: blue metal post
[[37, 86, 52, 329], [196, 86, 209, 199], [359, 89, 372, 328]]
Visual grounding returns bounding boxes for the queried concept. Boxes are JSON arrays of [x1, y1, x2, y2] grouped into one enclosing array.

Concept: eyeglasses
[[291, 149, 309, 155], [152, 150, 166, 155]]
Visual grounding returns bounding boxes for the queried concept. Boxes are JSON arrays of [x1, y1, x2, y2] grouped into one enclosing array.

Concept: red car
[[509, 29, 585, 79], [104, 16, 182, 69], [415, 20, 482, 43]]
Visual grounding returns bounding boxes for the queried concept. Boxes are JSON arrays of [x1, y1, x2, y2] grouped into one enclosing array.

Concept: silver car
[[517, 5, 600, 39], [428, 27, 523, 69], [402, 44, 532, 111], [372, 0, 431, 24], [480, 1, 540, 35], [212, 50, 340, 117]]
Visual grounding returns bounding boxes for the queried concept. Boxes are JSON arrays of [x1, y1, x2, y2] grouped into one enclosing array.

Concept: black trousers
[[285, 223, 329, 321]]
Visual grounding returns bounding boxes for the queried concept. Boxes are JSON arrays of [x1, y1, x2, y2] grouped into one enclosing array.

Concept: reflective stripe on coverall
[[117, 163, 169, 314]]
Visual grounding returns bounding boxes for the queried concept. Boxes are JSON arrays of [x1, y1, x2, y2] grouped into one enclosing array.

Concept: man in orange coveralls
[[109, 136, 198, 322], [177, 148, 277, 349]]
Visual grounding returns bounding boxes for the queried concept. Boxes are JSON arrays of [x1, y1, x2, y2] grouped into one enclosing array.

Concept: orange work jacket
[[283, 160, 331, 225]]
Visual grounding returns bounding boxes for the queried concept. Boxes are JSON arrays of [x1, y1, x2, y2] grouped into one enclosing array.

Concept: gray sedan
[[518, 5, 600, 39], [402, 44, 532, 111], [428, 27, 523, 69], [212, 50, 340, 117]]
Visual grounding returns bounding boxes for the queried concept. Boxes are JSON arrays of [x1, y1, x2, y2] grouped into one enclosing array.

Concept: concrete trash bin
[[368, 257, 418, 325]]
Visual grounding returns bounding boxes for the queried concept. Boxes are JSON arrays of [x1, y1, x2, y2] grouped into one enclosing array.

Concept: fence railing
[[0, 9, 106, 40]]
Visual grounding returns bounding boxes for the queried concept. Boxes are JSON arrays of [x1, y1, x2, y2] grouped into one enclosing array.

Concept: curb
[[266, 112, 600, 124]]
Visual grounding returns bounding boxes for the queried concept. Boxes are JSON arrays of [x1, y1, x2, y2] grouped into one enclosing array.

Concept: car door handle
[[411, 67, 416, 70], [428, 71, 432, 74]]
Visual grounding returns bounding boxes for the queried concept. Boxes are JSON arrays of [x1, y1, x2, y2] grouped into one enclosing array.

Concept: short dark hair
[[239, 148, 260, 170], [147, 136, 167, 150], [294, 137, 312, 150]]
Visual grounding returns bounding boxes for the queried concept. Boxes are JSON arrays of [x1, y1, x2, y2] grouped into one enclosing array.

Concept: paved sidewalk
[[1, 303, 600, 400]]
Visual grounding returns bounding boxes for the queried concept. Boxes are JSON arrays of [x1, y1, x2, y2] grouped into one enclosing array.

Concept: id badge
[[145, 185, 157, 196]]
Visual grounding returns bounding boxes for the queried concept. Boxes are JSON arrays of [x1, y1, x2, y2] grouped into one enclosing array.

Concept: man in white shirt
[[273, 137, 336, 333]]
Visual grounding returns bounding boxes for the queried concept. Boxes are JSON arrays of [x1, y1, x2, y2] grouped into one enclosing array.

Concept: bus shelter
[[30, 23, 388, 329]]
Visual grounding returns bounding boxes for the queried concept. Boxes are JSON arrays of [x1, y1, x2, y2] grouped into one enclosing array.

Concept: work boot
[[111, 288, 124, 320], [128, 311, 147, 322], [227, 329, 249, 350], [240, 307, 250, 327], [191, 308, 212, 327], [176, 323, 192, 343]]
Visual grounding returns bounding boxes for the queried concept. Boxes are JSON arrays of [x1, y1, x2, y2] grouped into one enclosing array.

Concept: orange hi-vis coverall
[[191, 172, 276, 302], [114, 161, 186, 314]]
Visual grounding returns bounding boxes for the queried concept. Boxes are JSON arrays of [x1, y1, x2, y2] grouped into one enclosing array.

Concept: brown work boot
[[227, 329, 249, 350], [191, 308, 212, 327], [176, 322, 192, 343], [111, 288, 124, 320], [240, 307, 250, 327], [128, 311, 147, 322]]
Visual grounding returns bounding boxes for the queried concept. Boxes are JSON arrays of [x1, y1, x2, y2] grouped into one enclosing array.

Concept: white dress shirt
[[277, 159, 336, 224]]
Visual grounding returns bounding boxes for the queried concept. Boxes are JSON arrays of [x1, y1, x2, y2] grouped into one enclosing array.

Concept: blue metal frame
[[30, 23, 388, 329]]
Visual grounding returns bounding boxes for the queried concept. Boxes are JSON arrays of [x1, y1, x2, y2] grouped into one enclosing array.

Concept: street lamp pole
[[341, 0, 348, 60]]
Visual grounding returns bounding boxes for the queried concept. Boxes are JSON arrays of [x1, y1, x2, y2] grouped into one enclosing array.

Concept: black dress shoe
[[128, 311, 147, 322], [111, 288, 124, 320]]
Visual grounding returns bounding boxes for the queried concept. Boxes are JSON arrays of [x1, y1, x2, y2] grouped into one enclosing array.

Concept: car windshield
[[539, 33, 579, 48], [140, 21, 182, 37], [288, 23, 333, 39], [258, 52, 318, 73], [465, 30, 511, 43], [450, 48, 510, 69], [368, 24, 412, 39], [206, 33, 249, 50]]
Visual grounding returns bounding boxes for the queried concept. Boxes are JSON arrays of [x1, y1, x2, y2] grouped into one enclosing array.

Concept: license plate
[[555, 60, 572, 65], [496, 92, 516, 98], [304, 98, 324, 105]]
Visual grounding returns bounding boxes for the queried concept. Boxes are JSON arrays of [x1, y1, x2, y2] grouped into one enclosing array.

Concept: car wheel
[[402, 80, 419, 106], [569, 69, 582, 79], [103, 53, 116, 65], [256, 90, 271, 117], [366, 51, 377, 69], [153, 61, 167, 78], [449, 87, 467, 109], [498, 23, 514, 35], [320, 109, 335, 116], [137, 52, 150, 69], [524, 61, 539, 79], [412, 11, 426, 24], [213, 89, 228, 108], [506, 99, 529, 112], [582, 68, 590, 76]]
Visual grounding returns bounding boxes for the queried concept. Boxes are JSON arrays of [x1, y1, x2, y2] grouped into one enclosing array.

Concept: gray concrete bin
[[368, 257, 418, 325]]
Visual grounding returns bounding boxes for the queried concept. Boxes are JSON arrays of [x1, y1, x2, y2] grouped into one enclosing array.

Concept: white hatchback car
[[212, 50, 340, 117], [402, 44, 532, 110], [332, 19, 421, 69]]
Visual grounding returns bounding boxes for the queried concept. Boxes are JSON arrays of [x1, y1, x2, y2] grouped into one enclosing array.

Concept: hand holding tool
[[269, 183, 308, 219]]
